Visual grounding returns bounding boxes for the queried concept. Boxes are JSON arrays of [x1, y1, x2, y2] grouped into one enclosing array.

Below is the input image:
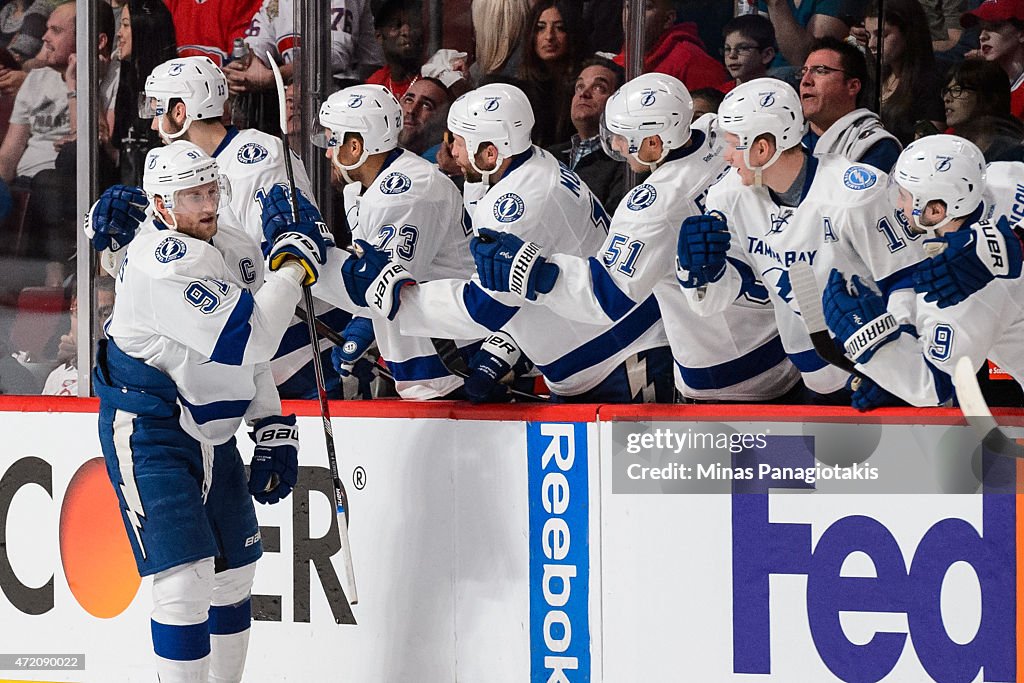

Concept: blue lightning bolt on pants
[[94, 340, 262, 576]]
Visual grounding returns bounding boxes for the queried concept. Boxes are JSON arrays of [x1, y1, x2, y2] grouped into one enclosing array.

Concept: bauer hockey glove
[[913, 217, 1024, 308], [470, 228, 559, 300], [269, 220, 330, 286], [849, 374, 902, 412], [331, 316, 375, 377], [259, 185, 329, 253], [822, 269, 901, 364], [676, 212, 730, 288], [341, 239, 415, 320], [463, 330, 522, 403], [84, 184, 148, 252], [248, 414, 299, 505]]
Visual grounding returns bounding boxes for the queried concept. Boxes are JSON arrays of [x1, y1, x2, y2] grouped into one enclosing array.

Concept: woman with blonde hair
[[470, 0, 531, 80]]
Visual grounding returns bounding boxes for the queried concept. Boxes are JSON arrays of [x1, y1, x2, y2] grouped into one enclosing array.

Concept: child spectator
[[691, 87, 725, 119], [719, 14, 777, 92]]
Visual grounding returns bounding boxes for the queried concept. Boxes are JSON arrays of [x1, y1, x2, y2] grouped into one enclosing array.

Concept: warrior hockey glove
[[848, 374, 902, 412], [331, 316, 375, 377], [260, 185, 330, 253], [341, 239, 415, 320], [913, 217, 1024, 308], [463, 330, 521, 403], [269, 220, 330, 286], [248, 414, 299, 505], [84, 184, 148, 252], [470, 228, 559, 300], [822, 269, 901, 364], [676, 212, 730, 288]]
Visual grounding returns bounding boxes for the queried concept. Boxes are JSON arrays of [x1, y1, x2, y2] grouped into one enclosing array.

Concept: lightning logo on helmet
[[640, 89, 657, 107], [494, 193, 525, 223], [484, 97, 500, 112], [348, 94, 365, 108], [935, 155, 953, 172], [168, 63, 184, 76], [758, 92, 776, 107]]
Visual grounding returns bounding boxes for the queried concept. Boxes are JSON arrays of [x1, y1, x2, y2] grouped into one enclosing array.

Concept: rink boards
[[0, 397, 1022, 683]]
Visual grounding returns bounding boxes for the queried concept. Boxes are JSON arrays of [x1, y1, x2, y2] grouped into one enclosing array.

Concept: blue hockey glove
[[269, 220, 330, 286], [470, 228, 559, 300], [463, 330, 522, 403], [849, 374, 902, 412], [676, 212, 731, 288], [83, 184, 148, 252], [260, 184, 328, 251], [913, 217, 1024, 308], [822, 269, 901, 364], [341, 239, 415, 320], [248, 414, 299, 505], [331, 316, 375, 377]]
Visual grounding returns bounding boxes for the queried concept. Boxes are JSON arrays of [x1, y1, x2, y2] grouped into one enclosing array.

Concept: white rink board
[[0, 403, 1020, 683]]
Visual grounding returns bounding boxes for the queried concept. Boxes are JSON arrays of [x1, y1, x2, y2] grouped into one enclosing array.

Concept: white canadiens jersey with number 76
[[684, 155, 926, 394], [105, 214, 301, 445]]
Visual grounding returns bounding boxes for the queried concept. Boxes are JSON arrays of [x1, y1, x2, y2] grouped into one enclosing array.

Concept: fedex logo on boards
[[732, 435, 1016, 683]]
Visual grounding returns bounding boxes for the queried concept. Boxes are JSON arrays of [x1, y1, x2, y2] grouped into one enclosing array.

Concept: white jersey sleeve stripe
[[588, 257, 639, 320], [463, 282, 519, 331], [678, 335, 788, 390]]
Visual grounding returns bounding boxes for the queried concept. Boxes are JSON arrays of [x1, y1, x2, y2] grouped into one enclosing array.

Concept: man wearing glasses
[[799, 37, 901, 172]]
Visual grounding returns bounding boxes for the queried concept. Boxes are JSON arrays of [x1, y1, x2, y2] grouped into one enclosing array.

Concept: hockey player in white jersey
[[296, 83, 475, 399], [469, 73, 799, 402], [823, 135, 1024, 405], [93, 142, 328, 682], [141, 55, 352, 399], [675, 77, 923, 403], [327, 83, 673, 402]]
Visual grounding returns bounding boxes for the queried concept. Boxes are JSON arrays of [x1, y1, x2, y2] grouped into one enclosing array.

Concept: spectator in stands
[[942, 58, 1015, 131], [519, 0, 587, 148], [865, 0, 945, 145], [0, 1, 76, 185], [165, 0, 260, 66], [719, 15, 776, 92], [366, 0, 424, 99], [924, 0, 967, 53], [547, 56, 627, 213], [960, 0, 1024, 119], [690, 86, 724, 119], [3, 0, 60, 69], [41, 279, 115, 396], [470, 0, 531, 81], [758, 0, 848, 68], [800, 36, 901, 171], [398, 76, 452, 158], [613, 0, 727, 92], [230, 0, 383, 94], [957, 113, 1024, 160], [111, 0, 177, 185]]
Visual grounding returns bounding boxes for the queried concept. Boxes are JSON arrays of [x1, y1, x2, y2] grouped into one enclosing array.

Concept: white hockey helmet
[[141, 57, 229, 141], [600, 73, 693, 170], [143, 141, 230, 229], [314, 84, 403, 182], [447, 83, 534, 182], [892, 134, 986, 234], [718, 78, 806, 181]]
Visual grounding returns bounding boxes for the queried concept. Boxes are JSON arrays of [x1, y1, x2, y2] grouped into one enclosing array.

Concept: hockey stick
[[788, 262, 866, 381], [268, 53, 358, 607], [951, 357, 1023, 460], [292, 306, 547, 402]]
